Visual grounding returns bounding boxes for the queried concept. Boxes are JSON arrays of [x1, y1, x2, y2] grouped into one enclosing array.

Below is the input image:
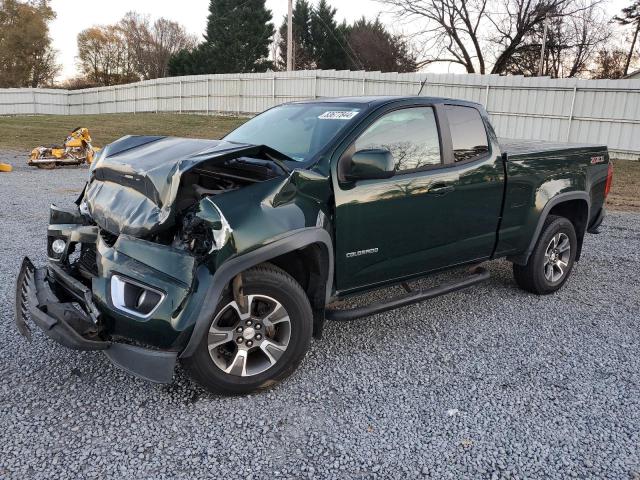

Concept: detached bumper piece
[[15, 257, 177, 383]]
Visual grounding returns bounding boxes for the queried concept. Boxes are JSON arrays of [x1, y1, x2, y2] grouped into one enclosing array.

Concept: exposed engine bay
[[171, 157, 283, 257], [55, 135, 303, 278], [175, 157, 282, 212], [80, 136, 292, 259]]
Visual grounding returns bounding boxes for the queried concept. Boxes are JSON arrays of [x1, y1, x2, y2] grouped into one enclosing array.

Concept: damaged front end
[[16, 135, 330, 384], [16, 203, 190, 383]]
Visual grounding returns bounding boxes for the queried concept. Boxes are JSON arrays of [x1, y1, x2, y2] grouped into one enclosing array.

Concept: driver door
[[332, 103, 503, 293]]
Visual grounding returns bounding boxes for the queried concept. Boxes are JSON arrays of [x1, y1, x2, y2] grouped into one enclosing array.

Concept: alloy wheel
[[207, 294, 292, 377], [543, 232, 571, 283]]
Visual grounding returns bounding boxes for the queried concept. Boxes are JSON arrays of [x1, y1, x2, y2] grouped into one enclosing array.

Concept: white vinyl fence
[[1, 70, 639, 159]]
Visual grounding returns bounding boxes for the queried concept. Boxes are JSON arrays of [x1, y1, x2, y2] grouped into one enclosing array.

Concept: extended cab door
[[332, 102, 504, 293]]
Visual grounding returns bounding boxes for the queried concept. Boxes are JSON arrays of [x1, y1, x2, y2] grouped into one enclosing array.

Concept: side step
[[325, 267, 489, 322]]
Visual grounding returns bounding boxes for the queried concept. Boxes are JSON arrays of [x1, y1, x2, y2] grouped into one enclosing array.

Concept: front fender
[[179, 227, 333, 358]]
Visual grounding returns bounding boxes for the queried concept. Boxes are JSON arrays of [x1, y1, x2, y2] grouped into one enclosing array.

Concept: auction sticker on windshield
[[318, 111, 359, 120]]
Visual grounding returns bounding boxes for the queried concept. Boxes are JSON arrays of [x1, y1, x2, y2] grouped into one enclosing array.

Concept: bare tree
[[77, 13, 196, 85], [590, 47, 628, 78], [0, 0, 59, 87], [377, 0, 600, 75], [503, 0, 610, 77], [30, 45, 59, 87], [562, 4, 609, 76], [377, 0, 488, 73], [614, 1, 640, 75], [119, 12, 197, 80], [77, 25, 137, 86]]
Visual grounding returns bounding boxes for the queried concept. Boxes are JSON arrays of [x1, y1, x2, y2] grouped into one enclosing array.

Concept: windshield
[[224, 103, 363, 162]]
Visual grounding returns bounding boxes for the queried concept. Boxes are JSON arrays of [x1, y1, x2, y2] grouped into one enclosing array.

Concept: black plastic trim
[[104, 344, 177, 384], [48, 263, 102, 321], [587, 207, 605, 233], [326, 267, 489, 321], [509, 191, 590, 265]]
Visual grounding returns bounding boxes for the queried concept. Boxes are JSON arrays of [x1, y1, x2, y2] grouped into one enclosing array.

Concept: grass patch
[[0, 113, 247, 150], [608, 159, 640, 212]]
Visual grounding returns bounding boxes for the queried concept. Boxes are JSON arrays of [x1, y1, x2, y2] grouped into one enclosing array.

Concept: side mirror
[[344, 149, 395, 181]]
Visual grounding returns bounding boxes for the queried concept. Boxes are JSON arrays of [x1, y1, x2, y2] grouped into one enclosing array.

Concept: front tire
[[513, 215, 577, 295], [182, 264, 313, 395]]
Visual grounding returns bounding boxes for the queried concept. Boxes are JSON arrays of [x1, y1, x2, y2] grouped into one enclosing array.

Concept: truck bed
[[499, 138, 607, 158]]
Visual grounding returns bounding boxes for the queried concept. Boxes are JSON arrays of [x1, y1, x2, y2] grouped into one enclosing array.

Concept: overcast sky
[[49, 0, 628, 80]]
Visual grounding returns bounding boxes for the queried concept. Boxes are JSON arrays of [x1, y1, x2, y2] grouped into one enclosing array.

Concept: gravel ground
[[1, 150, 639, 479]]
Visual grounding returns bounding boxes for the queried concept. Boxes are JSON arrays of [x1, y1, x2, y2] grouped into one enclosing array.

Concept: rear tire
[[181, 264, 313, 395], [513, 215, 577, 295]]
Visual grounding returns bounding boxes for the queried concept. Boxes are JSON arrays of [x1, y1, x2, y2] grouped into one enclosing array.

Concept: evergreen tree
[[310, 0, 350, 69], [169, 0, 274, 75], [346, 18, 417, 73], [167, 48, 201, 76]]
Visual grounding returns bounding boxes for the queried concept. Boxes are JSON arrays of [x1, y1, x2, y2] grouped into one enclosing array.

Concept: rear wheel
[[182, 264, 313, 395], [513, 215, 577, 295]]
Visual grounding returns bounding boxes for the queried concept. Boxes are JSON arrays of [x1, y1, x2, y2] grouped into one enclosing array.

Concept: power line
[[213, 0, 258, 22], [287, 0, 293, 71]]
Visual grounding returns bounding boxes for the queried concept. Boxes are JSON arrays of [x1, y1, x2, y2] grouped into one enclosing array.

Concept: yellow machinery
[[29, 127, 99, 169]]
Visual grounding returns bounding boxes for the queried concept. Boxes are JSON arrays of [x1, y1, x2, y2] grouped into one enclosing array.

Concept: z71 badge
[[590, 155, 605, 164]]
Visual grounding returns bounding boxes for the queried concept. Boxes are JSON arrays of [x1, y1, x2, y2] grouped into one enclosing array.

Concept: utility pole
[[538, 14, 549, 76], [287, 0, 293, 71], [623, 21, 639, 76]]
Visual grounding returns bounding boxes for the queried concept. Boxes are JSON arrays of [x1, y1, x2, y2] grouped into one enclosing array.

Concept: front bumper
[[16, 257, 177, 383]]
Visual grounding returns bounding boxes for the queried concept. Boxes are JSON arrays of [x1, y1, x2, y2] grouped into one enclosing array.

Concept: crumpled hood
[[84, 135, 274, 237]]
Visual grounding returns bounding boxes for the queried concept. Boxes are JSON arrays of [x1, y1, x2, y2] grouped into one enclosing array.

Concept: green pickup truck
[[16, 96, 613, 395]]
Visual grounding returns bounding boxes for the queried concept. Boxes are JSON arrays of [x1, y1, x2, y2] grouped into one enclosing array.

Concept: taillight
[[604, 162, 613, 198]]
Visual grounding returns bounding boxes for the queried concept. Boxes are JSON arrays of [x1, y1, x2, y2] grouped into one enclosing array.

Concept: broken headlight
[[179, 199, 232, 256], [180, 210, 214, 256]]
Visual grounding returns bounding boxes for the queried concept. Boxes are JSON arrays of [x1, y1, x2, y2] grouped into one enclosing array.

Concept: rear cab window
[[354, 106, 442, 172], [445, 105, 490, 162]]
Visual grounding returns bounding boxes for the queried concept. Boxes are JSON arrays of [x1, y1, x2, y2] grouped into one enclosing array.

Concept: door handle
[[427, 183, 455, 195]]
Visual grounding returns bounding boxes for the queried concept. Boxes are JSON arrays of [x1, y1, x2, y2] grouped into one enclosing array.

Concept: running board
[[325, 267, 489, 322]]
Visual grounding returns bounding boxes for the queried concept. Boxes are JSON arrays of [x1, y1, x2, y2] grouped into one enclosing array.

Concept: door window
[[445, 105, 490, 162], [354, 107, 441, 172]]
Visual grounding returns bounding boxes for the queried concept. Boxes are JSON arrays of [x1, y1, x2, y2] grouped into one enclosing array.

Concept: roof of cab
[[290, 95, 482, 108]]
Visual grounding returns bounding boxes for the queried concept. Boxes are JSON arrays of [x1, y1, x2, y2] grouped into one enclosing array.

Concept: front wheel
[[513, 215, 577, 295], [181, 264, 313, 395]]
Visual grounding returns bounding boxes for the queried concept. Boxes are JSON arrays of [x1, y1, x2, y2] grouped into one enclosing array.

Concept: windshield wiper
[[262, 149, 292, 174], [225, 141, 293, 174]]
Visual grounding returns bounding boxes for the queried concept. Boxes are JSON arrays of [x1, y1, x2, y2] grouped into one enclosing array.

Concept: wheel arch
[[180, 227, 333, 358], [268, 243, 330, 309], [509, 192, 590, 266]]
